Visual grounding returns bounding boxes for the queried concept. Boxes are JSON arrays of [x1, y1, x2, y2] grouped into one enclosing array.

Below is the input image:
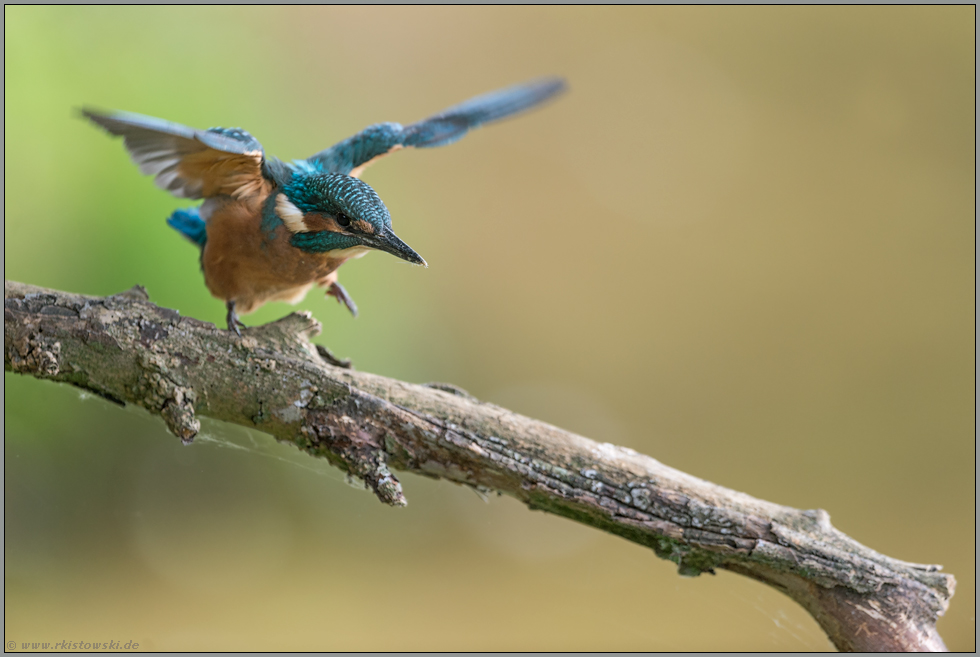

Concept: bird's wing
[[82, 109, 269, 200], [305, 77, 567, 178]]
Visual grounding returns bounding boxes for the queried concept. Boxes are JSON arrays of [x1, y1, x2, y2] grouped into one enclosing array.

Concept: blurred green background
[[4, 6, 974, 651]]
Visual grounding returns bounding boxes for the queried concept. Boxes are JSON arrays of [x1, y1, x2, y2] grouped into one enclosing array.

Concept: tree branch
[[4, 280, 955, 652]]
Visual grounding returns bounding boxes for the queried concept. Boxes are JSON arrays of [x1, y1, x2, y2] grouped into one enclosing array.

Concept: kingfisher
[[83, 77, 566, 334]]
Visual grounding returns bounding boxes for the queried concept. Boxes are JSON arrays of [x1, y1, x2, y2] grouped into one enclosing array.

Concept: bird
[[82, 77, 567, 335]]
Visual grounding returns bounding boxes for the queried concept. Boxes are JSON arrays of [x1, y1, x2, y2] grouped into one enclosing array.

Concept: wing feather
[[305, 77, 566, 177], [83, 109, 269, 200]]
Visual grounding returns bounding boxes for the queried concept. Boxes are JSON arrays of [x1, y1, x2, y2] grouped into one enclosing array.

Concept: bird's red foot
[[226, 301, 247, 336], [327, 282, 358, 317]]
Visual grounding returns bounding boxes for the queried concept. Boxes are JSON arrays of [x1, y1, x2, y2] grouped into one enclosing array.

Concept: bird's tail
[[166, 208, 207, 248]]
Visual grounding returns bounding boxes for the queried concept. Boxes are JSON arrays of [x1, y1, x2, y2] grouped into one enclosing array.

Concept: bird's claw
[[226, 301, 246, 336], [327, 282, 358, 317]]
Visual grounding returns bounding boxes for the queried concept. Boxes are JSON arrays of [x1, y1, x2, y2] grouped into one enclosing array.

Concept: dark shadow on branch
[[3, 280, 955, 652]]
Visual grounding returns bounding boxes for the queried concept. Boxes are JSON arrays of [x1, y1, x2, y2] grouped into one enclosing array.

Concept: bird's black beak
[[363, 229, 427, 266]]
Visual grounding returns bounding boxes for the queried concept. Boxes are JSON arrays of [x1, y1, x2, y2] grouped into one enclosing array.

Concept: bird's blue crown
[[284, 168, 391, 232]]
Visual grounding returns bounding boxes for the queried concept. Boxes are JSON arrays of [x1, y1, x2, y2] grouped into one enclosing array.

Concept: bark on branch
[[4, 280, 955, 652]]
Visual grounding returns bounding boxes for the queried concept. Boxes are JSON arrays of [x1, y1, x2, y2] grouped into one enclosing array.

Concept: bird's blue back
[[166, 207, 207, 248]]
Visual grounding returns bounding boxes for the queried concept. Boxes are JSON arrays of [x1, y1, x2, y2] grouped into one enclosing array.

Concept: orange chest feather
[[199, 196, 353, 307]]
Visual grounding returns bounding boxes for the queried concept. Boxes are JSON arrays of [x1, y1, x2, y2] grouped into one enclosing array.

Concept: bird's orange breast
[[200, 194, 353, 314]]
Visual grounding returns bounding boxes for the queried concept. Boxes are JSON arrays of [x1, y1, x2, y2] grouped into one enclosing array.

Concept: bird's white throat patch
[[276, 193, 308, 233], [332, 246, 370, 261]]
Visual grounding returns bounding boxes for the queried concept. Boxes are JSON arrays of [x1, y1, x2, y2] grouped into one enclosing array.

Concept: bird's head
[[276, 171, 425, 266]]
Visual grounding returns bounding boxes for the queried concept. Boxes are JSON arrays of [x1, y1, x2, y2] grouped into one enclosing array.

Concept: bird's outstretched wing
[[82, 109, 268, 200], [305, 77, 567, 178]]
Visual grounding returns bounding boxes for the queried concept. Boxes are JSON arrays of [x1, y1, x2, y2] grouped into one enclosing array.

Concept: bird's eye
[[336, 213, 352, 228]]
